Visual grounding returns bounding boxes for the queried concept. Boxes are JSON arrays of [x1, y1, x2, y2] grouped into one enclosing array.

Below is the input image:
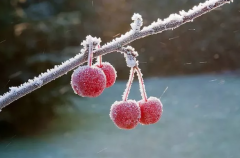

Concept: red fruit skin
[[94, 62, 117, 88], [110, 100, 140, 130], [71, 66, 106, 97], [138, 97, 163, 125]]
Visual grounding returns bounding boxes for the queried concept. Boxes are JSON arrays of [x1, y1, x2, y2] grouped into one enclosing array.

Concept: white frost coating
[[125, 56, 137, 68], [35, 79, 43, 87], [0, 0, 233, 110], [9, 87, 17, 91], [131, 13, 143, 32], [101, 29, 134, 48], [121, 46, 139, 68], [81, 35, 101, 49], [142, 0, 231, 32], [142, 13, 183, 31], [80, 35, 101, 54], [125, 46, 138, 57], [162, 13, 183, 24]]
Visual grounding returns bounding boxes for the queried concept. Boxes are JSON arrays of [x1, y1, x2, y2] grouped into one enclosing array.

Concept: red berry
[[110, 100, 140, 130], [138, 97, 163, 125], [71, 66, 106, 97], [94, 62, 117, 88]]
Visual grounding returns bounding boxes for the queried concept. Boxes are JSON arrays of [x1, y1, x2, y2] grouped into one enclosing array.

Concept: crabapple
[[71, 66, 106, 97], [94, 62, 117, 88], [138, 97, 163, 125], [110, 100, 141, 130]]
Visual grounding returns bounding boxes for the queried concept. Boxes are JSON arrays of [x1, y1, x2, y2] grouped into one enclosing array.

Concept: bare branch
[[0, 0, 233, 110]]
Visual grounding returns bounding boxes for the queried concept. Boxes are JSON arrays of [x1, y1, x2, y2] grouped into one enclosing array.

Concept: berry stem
[[122, 67, 135, 101], [135, 66, 148, 102], [98, 56, 102, 67], [97, 45, 102, 67], [88, 42, 93, 67]]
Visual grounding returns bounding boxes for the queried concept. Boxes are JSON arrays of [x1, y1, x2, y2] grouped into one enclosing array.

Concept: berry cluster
[[71, 36, 117, 97], [110, 64, 163, 130], [70, 36, 163, 130]]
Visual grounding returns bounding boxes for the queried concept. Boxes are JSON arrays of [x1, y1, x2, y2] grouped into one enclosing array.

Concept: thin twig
[[0, 0, 233, 110]]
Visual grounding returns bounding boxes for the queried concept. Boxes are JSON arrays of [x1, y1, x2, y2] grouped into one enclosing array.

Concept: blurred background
[[0, 0, 240, 158]]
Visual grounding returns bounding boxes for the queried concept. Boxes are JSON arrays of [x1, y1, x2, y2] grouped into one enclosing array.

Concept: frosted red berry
[[138, 97, 163, 125], [94, 62, 117, 88], [71, 65, 106, 97], [110, 100, 141, 130]]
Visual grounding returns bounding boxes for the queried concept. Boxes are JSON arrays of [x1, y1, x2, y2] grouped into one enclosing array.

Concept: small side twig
[[0, 0, 233, 110]]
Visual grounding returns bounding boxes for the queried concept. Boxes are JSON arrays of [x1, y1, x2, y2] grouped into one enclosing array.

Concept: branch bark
[[0, 0, 233, 110]]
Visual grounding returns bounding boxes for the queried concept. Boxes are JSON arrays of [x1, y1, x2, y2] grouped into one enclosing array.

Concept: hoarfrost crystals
[[125, 55, 137, 68], [80, 35, 101, 54], [121, 46, 139, 68], [9, 87, 18, 92], [35, 79, 43, 87], [131, 13, 143, 32]]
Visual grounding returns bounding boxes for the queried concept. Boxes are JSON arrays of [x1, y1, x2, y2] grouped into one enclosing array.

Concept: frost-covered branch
[[118, 46, 138, 68], [0, 0, 233, 110]]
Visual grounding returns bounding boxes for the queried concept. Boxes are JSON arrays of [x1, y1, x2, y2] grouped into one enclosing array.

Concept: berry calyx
[[94, 56, 117, 88], [138, 97, 163, 125], [71, 66, 106, 97], [110, 100, 140, 130]]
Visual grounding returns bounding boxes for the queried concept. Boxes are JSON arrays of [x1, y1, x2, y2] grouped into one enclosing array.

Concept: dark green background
[[0, 0, 239, 137]]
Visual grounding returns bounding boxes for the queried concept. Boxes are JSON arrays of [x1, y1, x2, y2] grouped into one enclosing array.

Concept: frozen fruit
[[71, 66, 106, 97], [94, 62, 117, 88], [138, 97, 163, 125], [110, 100, 141, 129]]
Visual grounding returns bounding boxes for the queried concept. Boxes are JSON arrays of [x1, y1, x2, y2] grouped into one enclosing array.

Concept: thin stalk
[[135, 66, 148, 102], [98, 56, 102, 67], [122, 68, 135, 101], [88, 43, 93, 66]]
